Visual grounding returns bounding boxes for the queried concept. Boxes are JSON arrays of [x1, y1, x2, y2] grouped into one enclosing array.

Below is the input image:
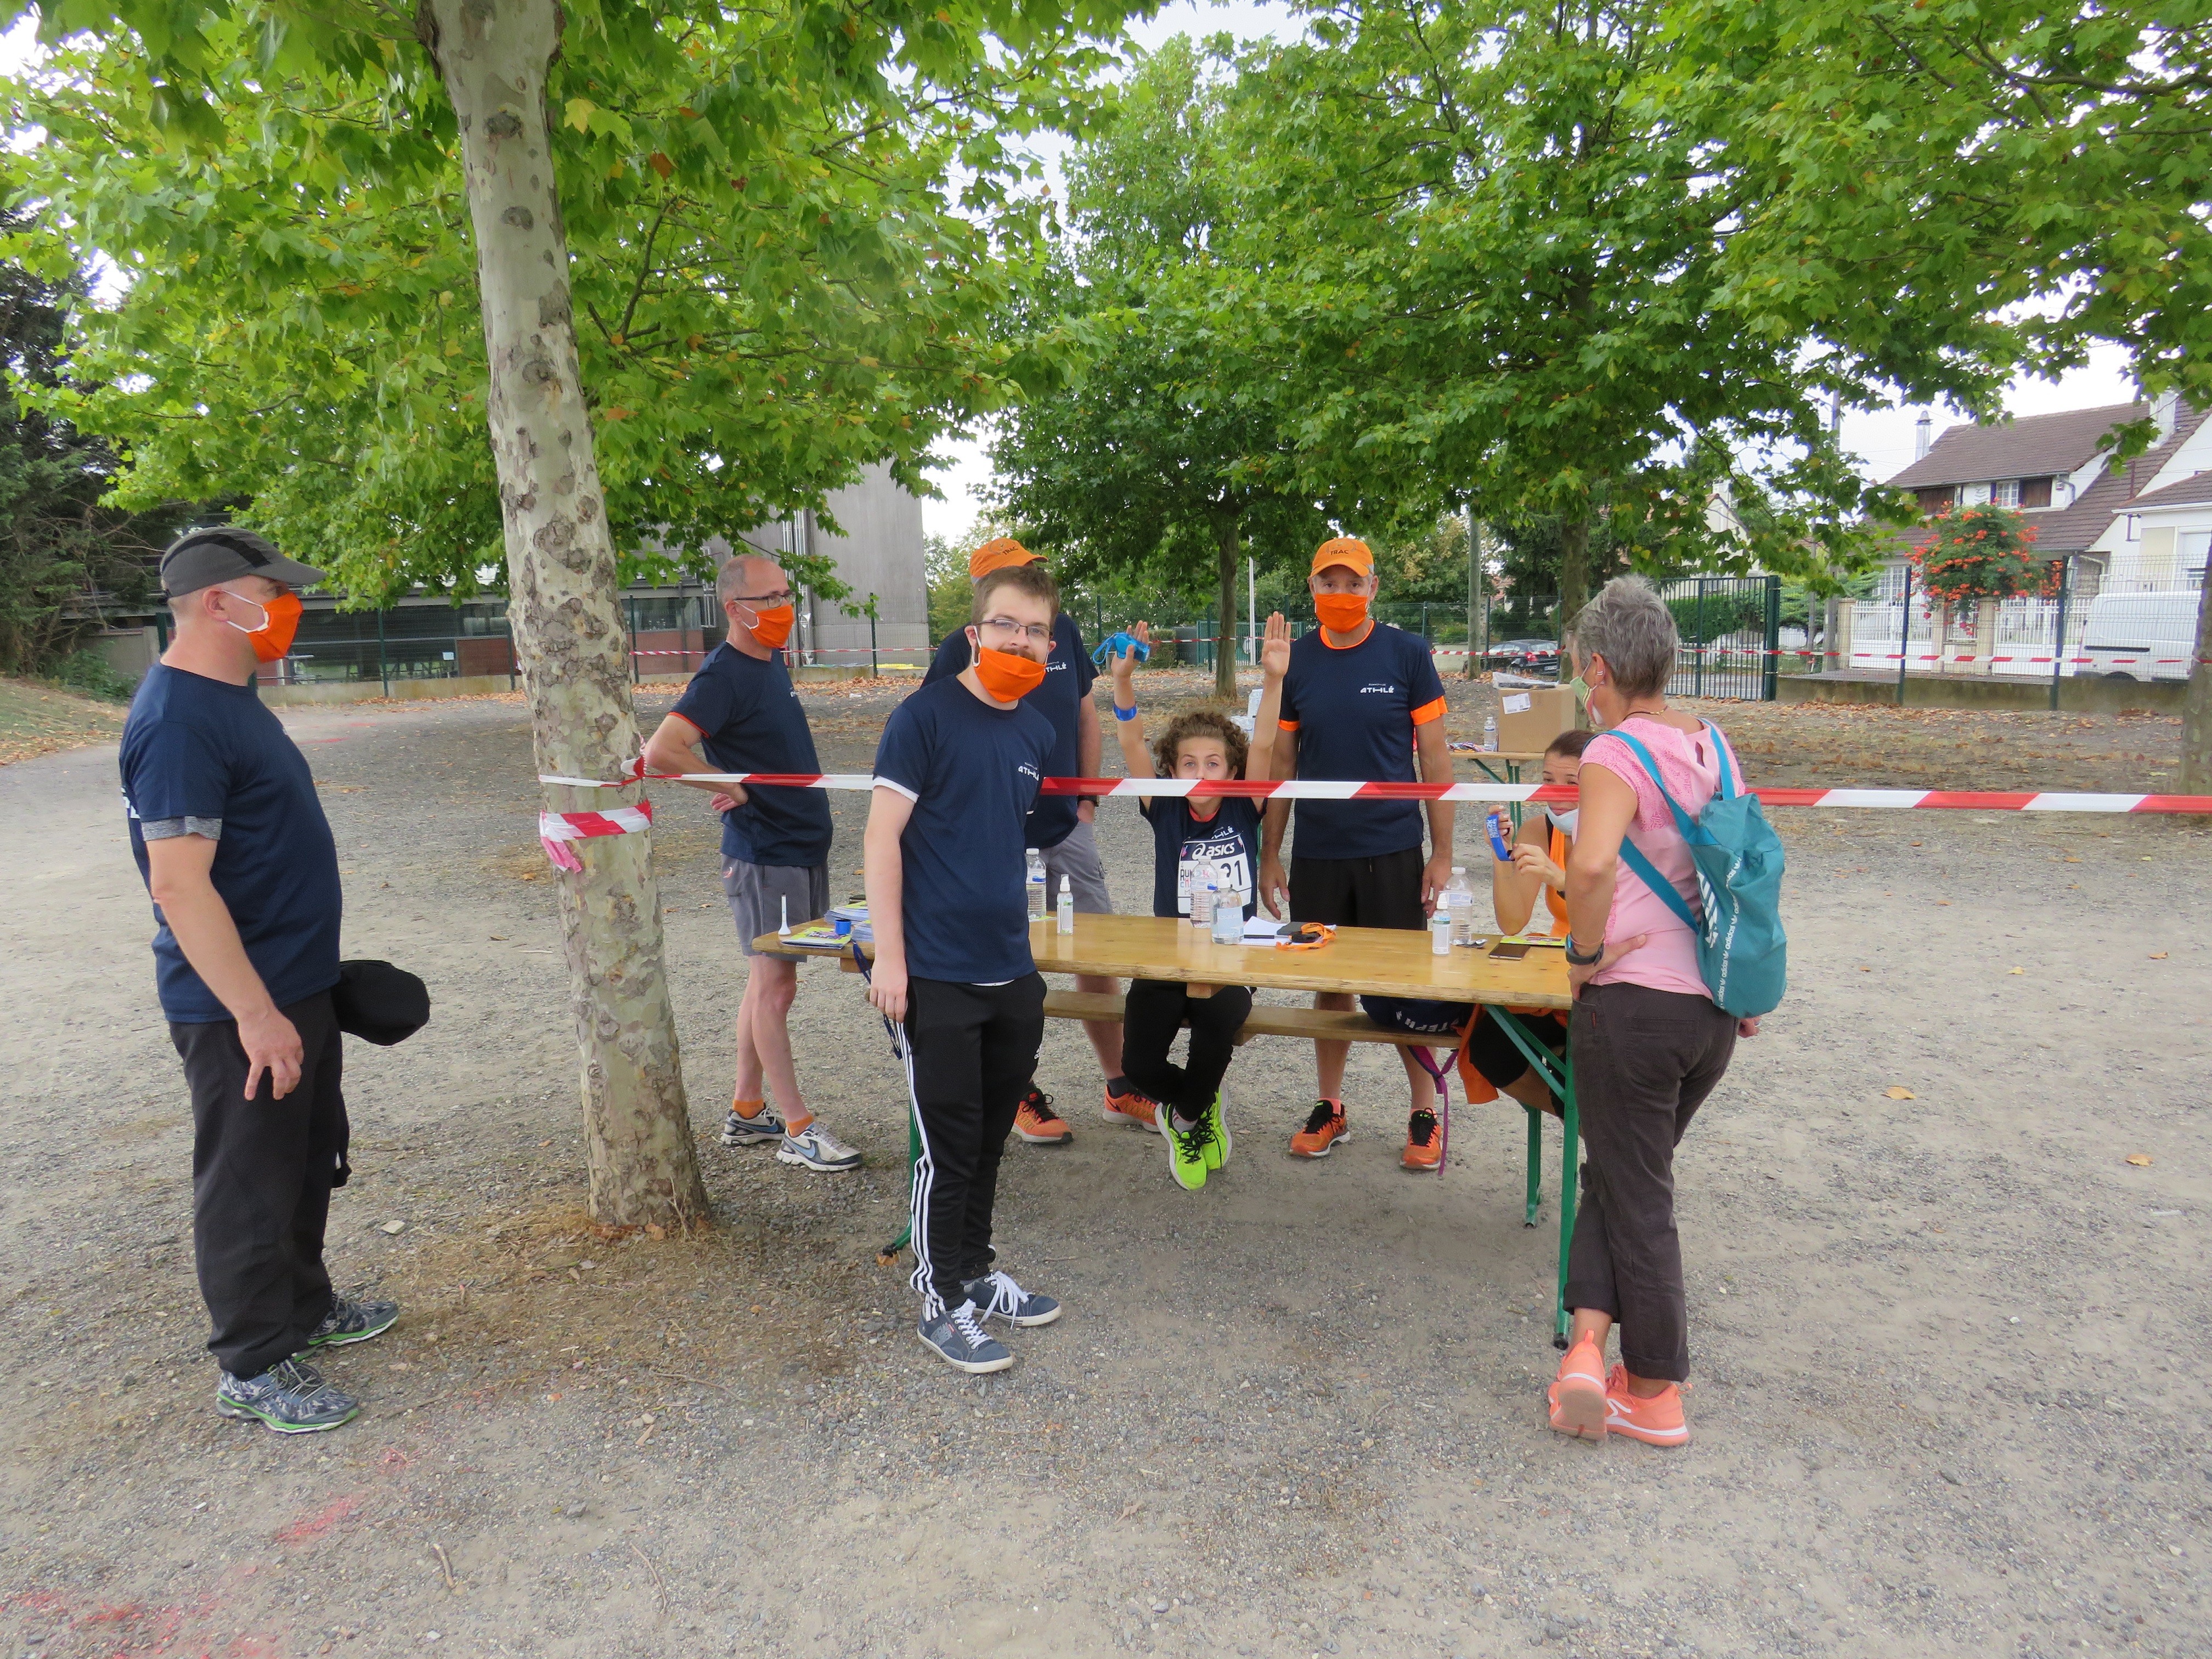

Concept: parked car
[[1485, 637, 1560, 673], [2078, 591, 2202, 682]]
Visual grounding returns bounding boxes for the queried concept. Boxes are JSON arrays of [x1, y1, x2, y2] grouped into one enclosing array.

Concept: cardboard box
[[1495, 685, 1581, 754]]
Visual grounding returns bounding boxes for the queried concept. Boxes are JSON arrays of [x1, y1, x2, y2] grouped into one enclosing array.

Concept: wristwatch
[[1564, 934, 1605, 967]]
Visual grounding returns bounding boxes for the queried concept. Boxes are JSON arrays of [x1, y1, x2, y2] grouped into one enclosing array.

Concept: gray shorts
[[1039, 819, 1112, 913], [722, 860, 832, 956]]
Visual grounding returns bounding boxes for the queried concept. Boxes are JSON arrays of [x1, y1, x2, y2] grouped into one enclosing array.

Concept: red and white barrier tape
[[538, 796, 653, 871], [537, 767, 2212, 815]]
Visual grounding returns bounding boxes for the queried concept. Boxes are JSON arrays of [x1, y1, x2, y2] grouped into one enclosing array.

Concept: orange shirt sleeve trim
[[1409, 696, 1446, 726], [1277, 718, 1300, 732], [664, 709, 708, 737]]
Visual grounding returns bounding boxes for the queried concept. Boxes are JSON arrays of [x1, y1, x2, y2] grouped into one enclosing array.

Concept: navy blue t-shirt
[[119, 663, 344, 1024], [922, 612, 1094, 850], [1140, 795, 1263, 921], [670, 642, 834, 867], [1278, 622, 1447, 859], [873, 675, 1054, 984]]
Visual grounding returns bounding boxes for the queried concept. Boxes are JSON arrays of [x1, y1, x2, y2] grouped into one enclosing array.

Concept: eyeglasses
[[977, 617, 1053, 645], [731, 590, 794, 606]]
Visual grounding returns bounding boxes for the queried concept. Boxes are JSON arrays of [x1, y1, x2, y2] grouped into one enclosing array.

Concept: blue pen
[[1486, 812, 1513, 861]]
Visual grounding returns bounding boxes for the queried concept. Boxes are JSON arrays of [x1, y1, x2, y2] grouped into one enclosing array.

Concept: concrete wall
[[95, 628, 161, 686], [730, 462, 930, 669], [1779, 674, 2185, 714]]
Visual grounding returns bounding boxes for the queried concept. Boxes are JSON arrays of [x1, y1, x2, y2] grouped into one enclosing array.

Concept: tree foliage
[[6, 0, 1136, 604], [1673, 0, 2212, 452]]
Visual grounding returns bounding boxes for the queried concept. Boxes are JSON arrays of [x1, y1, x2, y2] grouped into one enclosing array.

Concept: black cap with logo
[[159, 528, 327, 599]]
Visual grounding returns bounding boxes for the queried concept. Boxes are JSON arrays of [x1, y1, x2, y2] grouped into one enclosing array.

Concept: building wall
[[729, 461, 930, 669]]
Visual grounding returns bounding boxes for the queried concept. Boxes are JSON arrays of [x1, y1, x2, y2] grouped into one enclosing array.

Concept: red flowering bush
[[1909, 504, 2057, 613]]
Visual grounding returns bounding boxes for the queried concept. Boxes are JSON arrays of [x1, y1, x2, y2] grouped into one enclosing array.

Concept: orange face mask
[[740, 602, 795, 651], [221, 588, 302, 662], [972, 644, 1048, 701], [1313, 591, 1370, 635]]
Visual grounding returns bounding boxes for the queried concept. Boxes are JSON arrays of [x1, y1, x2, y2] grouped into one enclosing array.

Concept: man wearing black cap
[[120, 528, 396, 1434]]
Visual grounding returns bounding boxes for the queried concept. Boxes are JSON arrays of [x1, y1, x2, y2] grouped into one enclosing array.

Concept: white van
[[2078, 590, 2203, 681]]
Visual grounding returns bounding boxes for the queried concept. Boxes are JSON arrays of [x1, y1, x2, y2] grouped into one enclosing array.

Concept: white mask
[[1546, 806, 1580, 838]]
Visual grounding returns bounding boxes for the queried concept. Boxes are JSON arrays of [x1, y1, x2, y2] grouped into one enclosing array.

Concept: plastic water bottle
[[1430, 905, 1453, 956], [1211, 875, 1242, 945], [1482, 714, 1498, 751], [1026, 849, 1047, 922], [1446, 866, 1476, 946], [1056, 874, 1075, 935], [1189, 859, 1216, 933]]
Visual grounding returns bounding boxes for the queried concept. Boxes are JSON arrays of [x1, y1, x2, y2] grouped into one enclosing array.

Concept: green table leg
[[1523, 1107, 1543, 1227], [877, 1099, 921, 1263], [1471, 757, 1528, 831], [1554, 1049, 1577, 1350]]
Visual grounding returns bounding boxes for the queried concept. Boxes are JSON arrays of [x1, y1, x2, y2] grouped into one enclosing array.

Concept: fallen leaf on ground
[[1884, 1086, 1916, 1100], [2126, 1154, 2153, 1167], [2149, 952, 2169, 960], [2008, 967, 2024, 974]]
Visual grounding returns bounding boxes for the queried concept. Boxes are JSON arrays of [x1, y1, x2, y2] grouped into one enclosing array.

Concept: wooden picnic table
[[757, 914, 1582, 1345]]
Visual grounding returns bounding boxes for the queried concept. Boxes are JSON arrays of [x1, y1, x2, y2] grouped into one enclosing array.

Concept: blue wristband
[[1113, 702, 1138, 723]]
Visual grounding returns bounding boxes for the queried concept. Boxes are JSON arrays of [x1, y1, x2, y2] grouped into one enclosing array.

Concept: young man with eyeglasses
[[642, 551, 862, 1172], [122, 528, 398, 1435], [867, 562, 1066, 1373], [922, 538, 1150, 1147]]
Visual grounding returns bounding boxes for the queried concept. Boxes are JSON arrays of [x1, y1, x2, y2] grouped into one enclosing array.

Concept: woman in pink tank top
[[1542, 577, 1767, 1449]]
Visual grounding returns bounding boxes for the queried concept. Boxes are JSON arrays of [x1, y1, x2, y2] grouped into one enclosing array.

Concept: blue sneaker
[[215, 1357, 359, 1434], [721, 1103, 786, 1147], [917, 1301, 1014, 1374], [305, 1295, 399, 1349], [961, 1269, 1062, 1328]]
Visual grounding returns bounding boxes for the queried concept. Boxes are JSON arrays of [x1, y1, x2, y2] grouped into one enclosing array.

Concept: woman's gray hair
[[1572, 575, 1678, 698]]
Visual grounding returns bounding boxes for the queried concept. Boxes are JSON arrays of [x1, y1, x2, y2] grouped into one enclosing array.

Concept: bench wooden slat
[[1040, 989, 1453, 1049]]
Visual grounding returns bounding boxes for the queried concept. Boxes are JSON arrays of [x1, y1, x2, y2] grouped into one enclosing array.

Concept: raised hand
[[1261, 611, 1291, 680]]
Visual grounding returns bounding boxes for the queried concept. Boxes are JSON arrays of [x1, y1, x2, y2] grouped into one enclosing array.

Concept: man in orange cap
[[1257, 536, 1457, 1171], [921, 537, 1152, 1144]]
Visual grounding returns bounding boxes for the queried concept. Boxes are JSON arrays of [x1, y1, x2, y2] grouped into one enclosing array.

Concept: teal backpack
[[1604, 723, 1787, 1018]]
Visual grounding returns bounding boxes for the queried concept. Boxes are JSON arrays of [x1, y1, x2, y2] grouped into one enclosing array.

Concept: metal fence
[[1660, 575, 1781, 701], [1845, 560, 2199, 686]]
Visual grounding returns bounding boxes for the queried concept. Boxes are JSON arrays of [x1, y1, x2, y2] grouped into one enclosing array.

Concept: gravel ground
[[1, 671, 2207, 1659]]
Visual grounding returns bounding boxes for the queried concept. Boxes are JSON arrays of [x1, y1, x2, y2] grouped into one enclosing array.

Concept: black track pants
[[170, 989, 347, 1378], [1120, 978, 1252, 1118], [900, 974, 1046, 1318]]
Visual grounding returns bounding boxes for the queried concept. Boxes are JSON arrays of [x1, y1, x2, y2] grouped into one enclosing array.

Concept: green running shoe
[[1164, 1110, 1210, 1191], [1202, 1088, 1229, 1171]]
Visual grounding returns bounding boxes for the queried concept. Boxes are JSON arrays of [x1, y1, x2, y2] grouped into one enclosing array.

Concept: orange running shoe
[[1289, 1099, 1348, 1158], [1014, 1090, 1073, 1146], [1401, 1107, 1443, 1171], [1545, 1336, 1608, 1440], [1102, 1082, 1160, 1132], [1604, 1363, 1690, 1447]]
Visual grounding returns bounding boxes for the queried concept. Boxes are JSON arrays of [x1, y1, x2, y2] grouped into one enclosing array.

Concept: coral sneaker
[[1102, 1082, 1160, 1132], [1014, 1091, 1073, 1146], [1401, 1107, 1443, 1171], [1604, 1364, 1690, 1447], [1545, 1336, 1608, 1440], [1289, 1100, 1348, 1158]]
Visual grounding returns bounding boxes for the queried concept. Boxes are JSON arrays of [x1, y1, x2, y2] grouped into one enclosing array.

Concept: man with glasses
[[123, 528, 396, 1434], [922, 538, 1149, 1147], [642, 551, 862, 1172]]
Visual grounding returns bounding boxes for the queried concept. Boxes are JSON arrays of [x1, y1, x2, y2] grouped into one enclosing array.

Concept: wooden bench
[[1042, 988, 1450, 1048]]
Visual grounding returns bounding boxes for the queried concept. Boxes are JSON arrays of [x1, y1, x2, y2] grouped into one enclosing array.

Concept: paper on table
[[1242, 914, 1287, 943]]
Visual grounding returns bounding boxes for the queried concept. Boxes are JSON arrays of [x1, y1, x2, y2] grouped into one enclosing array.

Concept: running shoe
[[721, 1102, 786, 1147], [1102, 1082, 1160, 1132], [1289, 1100, 1348, 1158], [961, 1269, 1062, 1327], [216, 1357, 359, 1435], [1165, 1110, 1211, 1191], [304, 1295, 399, 1350], [1546, 1335, 1608, 1441], [917, 1301, 1014, 1374], [1401, 1107, 1443, 1172], [1014, 1091, 1074, 1145], [1604, 1363, 1690, 1447], [1203, 1088, 1230, 1171], [777, 1121, 863, 1171]]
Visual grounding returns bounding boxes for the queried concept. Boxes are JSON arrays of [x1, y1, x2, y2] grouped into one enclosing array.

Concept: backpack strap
[[1700, 720, 1741, 803], [1616, 836, 1700, 933]]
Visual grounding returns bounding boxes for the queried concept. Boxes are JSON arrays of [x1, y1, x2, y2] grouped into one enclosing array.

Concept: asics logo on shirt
[[1360, 682, 1399, 695]]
